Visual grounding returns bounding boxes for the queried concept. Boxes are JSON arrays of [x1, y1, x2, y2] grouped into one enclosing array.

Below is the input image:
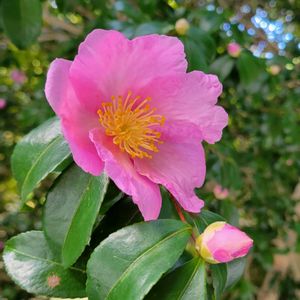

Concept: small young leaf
[[3, 231, 86, 298], [2, 0, 42, 48], [86, 220, 192, 300], [11, 117, 71, 202], [146, 257, 206, 300], [44, 164, 109, 267]]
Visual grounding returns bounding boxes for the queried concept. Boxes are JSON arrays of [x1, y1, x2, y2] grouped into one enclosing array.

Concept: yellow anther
[[98, 91, 165, 159]]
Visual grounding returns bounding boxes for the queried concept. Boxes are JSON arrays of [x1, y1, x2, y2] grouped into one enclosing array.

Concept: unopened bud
[[227, 42, 242, 58], [269, 65, 281, 75], [175, 18, 190, 36], [196, 221, 253, 264], [213, 184, 229, 200]]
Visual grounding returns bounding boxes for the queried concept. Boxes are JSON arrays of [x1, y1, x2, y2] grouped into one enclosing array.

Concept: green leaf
[[225, 257, 247, 288], [2, 0, 42, 48], [211, 257, 247, 299], [158, 187, 179, 219], [146, 257, 206, 300], [183, 38, 209, 72], [236, 51, 267, 92], [3, 231, 86, 298], [11, 117, 71, 203], [220, 200, 239, 226], [192, 210, 226, 233], [210, 263, 226, 300], [86, 220, 192, 300], [210, 55, 234, 81], [44, 164, 109, 267], [134, 21, 171, 36], [99, 180, 123, 215], [187, 27, 216, 64]]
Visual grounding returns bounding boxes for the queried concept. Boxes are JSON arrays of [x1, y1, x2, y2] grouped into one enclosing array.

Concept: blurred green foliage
[[0, 0, 299, 299]]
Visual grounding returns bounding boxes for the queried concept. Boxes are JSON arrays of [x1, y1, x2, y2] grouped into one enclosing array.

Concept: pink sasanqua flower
[[45, 30, 228, 220]]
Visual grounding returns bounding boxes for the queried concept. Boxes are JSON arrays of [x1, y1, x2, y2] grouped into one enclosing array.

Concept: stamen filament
[[98, 91, 165, 159]]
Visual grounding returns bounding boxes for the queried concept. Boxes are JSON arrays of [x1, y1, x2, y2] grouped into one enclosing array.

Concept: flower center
[[97, 91, 165, 159]]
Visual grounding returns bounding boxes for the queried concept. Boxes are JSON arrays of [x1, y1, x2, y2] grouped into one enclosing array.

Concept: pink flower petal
[[157, 120, 203, 143], [69, 29, 187, 113], [139, 71, 228, 144], [45, 58, 104, 175], [134, 126, 205, 212], [45, 59, 72, 115], [89, 128, 162, 221]]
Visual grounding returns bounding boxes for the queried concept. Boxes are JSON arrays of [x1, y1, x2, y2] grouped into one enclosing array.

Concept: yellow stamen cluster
[[97, 92, 165, 159]]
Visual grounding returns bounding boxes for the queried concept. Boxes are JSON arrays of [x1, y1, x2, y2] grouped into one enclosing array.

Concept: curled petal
[[90, 128, 162, 221]]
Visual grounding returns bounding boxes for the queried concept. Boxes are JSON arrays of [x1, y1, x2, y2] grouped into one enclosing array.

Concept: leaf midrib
[[61, 175, 102, 264], [104, 226, 191, 299], [5, 246, 86, 273], [21, 135, 67, 200], [177, 259, 202, 300]]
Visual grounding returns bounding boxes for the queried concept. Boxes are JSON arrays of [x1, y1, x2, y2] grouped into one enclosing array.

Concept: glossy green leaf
[[11, 117, 71, 203], [211, 257, 247, 299], [158, 187, 179, 219], [3, 231, 86, 298], [2, 0, 42, 48], [225, 257, 247, 288], [192, 210, 226, 233], [99, 180, 123, 215], [44, 164, 109, 267], [146, 257, 206, 300], [210, 263, 226, 300], [86, 220, 192, 300]]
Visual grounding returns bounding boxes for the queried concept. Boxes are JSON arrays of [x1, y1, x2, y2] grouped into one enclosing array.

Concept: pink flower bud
[[11, 69, 27, 85], [213, 184, 229, 199], [227, 42, 241, 58], [175, 18, 190, 36], [0, 98, 6, 109], [269, 65, 280, 75], [196, 221, 253, 264]]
